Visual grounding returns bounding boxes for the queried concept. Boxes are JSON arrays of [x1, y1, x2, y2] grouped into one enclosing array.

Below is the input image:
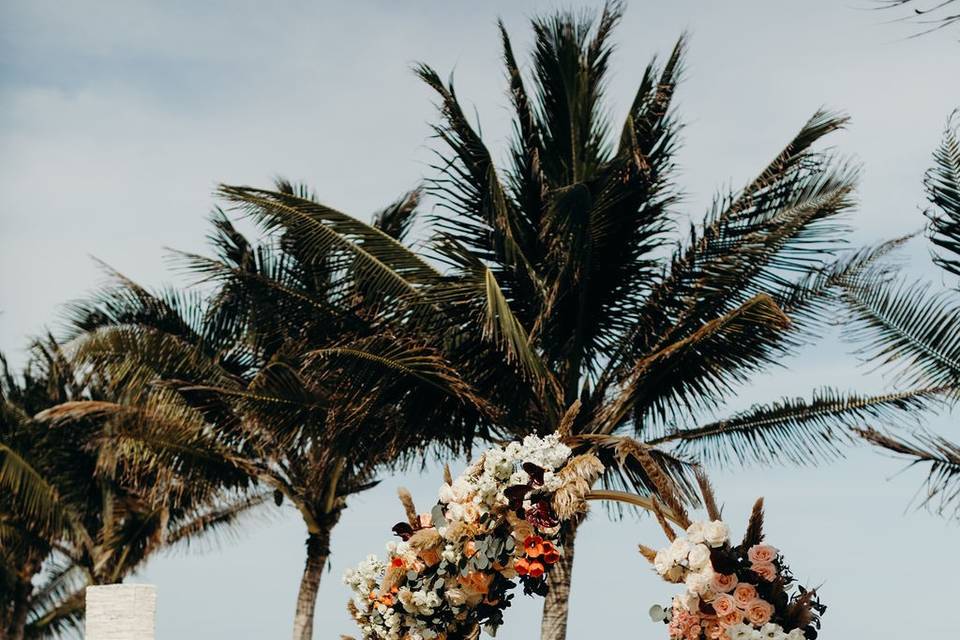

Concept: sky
[[1, 0, 959, 638]]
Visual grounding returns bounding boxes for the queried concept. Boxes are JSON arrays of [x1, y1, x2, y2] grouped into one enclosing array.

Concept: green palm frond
[[164, 491, 272, 551], [371, 189, 421, 243], [926, 111, 960, 280], [857, 427, 960, 519], [840, 274, 960, 390], [217, 185, 440, 305], [650, 386, 948, 466], [599, 293, 791, 433]]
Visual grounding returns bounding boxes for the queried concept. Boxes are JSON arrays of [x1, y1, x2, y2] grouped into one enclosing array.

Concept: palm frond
[[926, 111, 960, 280], [371, 189, 421, 243], [598, 293, 791, 433], [650, 386, 947, 466], [857, 426, 960, 519], [840, 274, 960, 390]]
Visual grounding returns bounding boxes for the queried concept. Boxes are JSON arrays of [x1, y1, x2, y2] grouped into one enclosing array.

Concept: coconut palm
[[63, 186, 493, 640], [294, 3, 943, 637], [843, 112, 960, 518], [0, 339, 263, 639]]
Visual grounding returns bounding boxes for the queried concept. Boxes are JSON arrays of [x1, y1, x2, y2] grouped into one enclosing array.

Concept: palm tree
[[842, 112, 960, 518], [0, 339, 263, 639], [63, 187, 492, 640], [195, 4, 943, 638]]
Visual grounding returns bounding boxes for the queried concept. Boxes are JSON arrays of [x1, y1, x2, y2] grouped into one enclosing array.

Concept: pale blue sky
[[1, 1, 959, 638]]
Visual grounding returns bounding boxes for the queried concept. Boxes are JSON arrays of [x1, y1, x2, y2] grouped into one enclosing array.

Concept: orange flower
[[379, 594, 394, 606], [420, 548, 441, 566], [390, 556, 405, 569], [527, 561, 545, 578], [368, 590, 377, 601], [514, 557, 530, 576], [541, 541, 560, 564], [524, 535, 545, 558], [458, 571, 493, 595]]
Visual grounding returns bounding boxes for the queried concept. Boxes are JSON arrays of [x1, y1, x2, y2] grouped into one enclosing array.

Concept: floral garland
[[643, 500, 826, 640], [345, 434, 827, 640], [344, 434, 603, 640]]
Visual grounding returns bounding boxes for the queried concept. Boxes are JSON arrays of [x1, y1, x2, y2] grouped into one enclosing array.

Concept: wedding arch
[[344, 434, 825, 640]]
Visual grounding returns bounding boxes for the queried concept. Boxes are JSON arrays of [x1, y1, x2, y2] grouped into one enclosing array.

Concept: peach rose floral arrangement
[[642, 498, 826, 640]]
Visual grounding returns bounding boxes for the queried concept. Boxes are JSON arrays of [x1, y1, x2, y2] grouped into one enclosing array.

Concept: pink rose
[[732, 583, 757, 608], [718, 610, 743, 628], [712, 593, 737, 617], [686, 624, 702, 640], [747, 544, 778, 564], [711, 572, 738, 593], [745, 598, 774, 625], [752, 562, 778, 582]]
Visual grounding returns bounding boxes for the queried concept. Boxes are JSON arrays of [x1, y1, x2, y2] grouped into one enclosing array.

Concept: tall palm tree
[[0, 339, 262, 639], [63, 187, 492, 640], [843, 112, 960, 518], [407, 4, 952, 637]]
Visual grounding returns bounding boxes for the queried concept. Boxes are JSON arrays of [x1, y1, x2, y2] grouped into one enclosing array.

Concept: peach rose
[[686, 624, 702, 640], [752, 562, 778, 582], [703, 619, 724, 639], [711, 572, 739, 593], [745, 598, 774, 626], [718, 610, 744, 628], [747, 544, 777, 564], [733, 583, 757, 608], [712, 593, 737, 617]]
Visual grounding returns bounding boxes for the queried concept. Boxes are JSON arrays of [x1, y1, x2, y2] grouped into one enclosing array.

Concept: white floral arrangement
[[344, 434, 603, 640]]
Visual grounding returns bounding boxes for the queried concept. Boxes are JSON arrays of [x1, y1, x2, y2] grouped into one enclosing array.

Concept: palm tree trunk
[[7, 576, 32, 640], [540, 518, 580, 640], [291, 527, 332, 640]]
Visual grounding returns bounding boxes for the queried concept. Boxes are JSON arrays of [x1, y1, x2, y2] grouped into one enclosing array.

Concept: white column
[[85, 584, 157, 640]]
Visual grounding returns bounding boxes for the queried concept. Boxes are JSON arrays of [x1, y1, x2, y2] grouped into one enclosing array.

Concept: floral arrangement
[[343, 433, 604, 640], [642, 498, 826, 640]]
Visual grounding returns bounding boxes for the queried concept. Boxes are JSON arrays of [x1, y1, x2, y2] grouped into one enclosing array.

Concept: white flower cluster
[[726, 622, 805, 640], [653, 520, 730, 609], [438, 433, 572, 516], [344, 433, 574, 640]]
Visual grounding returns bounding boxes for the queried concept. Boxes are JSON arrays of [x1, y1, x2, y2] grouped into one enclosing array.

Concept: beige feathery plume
[[551, 453, 605, 520], [556, 400, 582, 438], [409, 527, 442, 552], [397, 487, 418, 527], [695, 469, 722, 521], [443, 463, 454, 485], [638, 544, 658, 564]]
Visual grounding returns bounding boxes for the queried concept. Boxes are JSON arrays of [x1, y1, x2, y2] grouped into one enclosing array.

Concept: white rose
[[684, 571, 707, 595], [653, 549, 672, 575], [726, 624, 755, 640], [451, 478, 473, 501], [703, 520, 730, 548], [686, 522, 705, 544], [669, 537, 692, 563], [687, 543, 712, 570]]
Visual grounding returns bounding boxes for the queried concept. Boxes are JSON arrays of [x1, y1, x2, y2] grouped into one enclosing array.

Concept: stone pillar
[[85, 584, 157, 640]]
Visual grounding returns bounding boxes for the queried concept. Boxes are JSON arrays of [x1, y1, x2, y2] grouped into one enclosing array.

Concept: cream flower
[[686, 521, 705, 544], [688, 543, 712, 570], [703, 520, 729, 547]]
